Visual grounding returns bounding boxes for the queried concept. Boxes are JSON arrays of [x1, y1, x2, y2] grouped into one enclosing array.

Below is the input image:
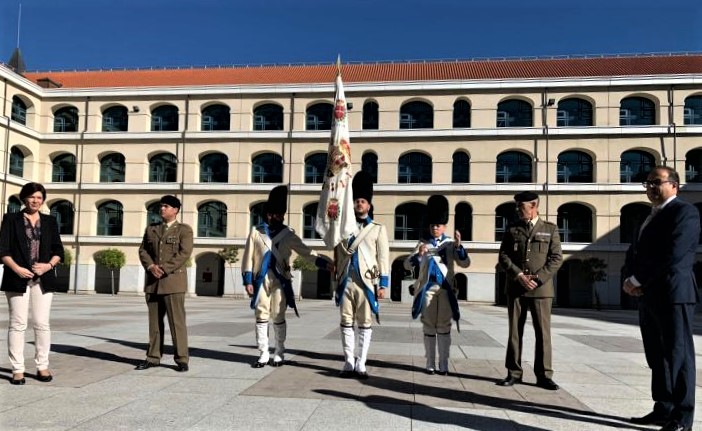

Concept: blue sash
[[411, 255, 460, 324], [249, 225, 300, 317]]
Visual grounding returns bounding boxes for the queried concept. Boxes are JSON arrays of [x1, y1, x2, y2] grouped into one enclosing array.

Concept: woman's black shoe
[[10, 374, 26, 385], [36, 371, 53, 382]]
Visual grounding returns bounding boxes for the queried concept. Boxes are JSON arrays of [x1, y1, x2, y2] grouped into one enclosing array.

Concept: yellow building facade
[[1, 55, 701, 307]]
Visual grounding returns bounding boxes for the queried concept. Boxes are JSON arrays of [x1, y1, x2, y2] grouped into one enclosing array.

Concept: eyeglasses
[[642, 179, 676, 188]]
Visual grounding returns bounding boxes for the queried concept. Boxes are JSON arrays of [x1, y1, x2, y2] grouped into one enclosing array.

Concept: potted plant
[[94, 248, 126, 296]]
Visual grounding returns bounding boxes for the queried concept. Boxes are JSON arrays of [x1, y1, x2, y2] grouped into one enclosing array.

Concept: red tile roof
[[22, 54, 702, 89]]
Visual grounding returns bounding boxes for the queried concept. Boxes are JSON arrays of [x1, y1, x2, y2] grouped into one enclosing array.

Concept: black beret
[[160, 195, 181, 209], [514, 191, 539, 203]]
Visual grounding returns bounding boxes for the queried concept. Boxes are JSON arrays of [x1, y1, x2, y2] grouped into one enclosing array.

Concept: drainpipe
[[1, 78, 9, 216], [179, 95, 190, 223], [72, 96, 89, 293], [286, 93, 296, 217], [541, 90, 551, 221], [667, 86, 675, 167]]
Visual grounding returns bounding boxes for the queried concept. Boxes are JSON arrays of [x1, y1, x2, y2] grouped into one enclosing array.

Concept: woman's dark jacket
[[0, 212, 65, 292]]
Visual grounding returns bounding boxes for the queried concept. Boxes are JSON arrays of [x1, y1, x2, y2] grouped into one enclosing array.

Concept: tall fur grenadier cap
[[265, 185, 288, 215], [352, 171, 373, 203], [160, 195, 181, 209], [513, 191, 539, 203], [427, 195, 449, 225]]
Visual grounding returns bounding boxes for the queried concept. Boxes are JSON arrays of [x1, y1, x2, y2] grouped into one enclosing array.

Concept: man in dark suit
[[136, 195, 194, 372], [497, 191, 563, 390], [625, 166, 699, 431]]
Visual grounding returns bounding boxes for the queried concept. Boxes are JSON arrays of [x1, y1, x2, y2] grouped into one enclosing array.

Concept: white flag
[[315, 63, 358, 248]]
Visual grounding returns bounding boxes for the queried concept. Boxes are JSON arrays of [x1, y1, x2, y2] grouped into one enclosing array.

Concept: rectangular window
[[496, 111, 510, 127], [556, 110, 569, 127], [399, 113, 414, 129], [202, 116, 213, 131]]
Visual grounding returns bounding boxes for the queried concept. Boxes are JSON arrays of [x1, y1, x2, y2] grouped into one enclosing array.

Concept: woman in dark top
[[0, 183, 64, 385]]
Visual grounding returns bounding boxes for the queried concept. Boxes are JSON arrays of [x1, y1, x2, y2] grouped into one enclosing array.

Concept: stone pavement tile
[[300, 399, 411, 431], [0, 384, 70, 411], [411, 407, 523, 431], [189, 321, 251, 338], [559, 383, 649, 399], [0, 388, 143, 431], [68, 392, 226, 431], [576, 396, 659, 423], [189, 396, 322, 431], [504, 409, 633, 430]]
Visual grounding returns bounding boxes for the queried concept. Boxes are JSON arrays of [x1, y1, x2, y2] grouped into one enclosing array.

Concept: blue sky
[[0, 0, 700, 72]]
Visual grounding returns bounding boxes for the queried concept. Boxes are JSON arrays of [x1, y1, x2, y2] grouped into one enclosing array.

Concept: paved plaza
[[0, 294, 701, 430]]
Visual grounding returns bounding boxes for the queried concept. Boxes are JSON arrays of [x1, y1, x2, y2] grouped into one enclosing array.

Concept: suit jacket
[[404, 234, 471, 295], [334, 221, 390, 291], [624, 197, 700, 305], [138, 221, 193, 294], [498, 218, 563, 298], [0, 211, 65, 292]]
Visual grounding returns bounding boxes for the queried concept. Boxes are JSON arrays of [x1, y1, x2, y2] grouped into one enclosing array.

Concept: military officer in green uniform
[[497, 191, 563, 390], [136, 195, 193, 372]]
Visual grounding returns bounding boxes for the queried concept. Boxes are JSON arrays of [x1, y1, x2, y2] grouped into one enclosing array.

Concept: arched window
[[556, 98, 593, 127], [620, 150, 655, 183], [198, 201, 227, 237], [200, 153, 228, 183], [252, 153, 283, 183], [250, 202, 265, 229], [54, 106, 78, 132], [8, 196, 21, 213], [306, 103, 333, 130], [496, 151, 532, 183], [557, 151, 593, 183], [253, 104, 284, 131], [497, 100, 532, 127], [305, 153, 327, 184], [398, 152, 432, 183], [399, 101, 433, 129], [452, 151, 470, 183], [303, 203, 321, 239], [151, 105, 179, 131], [495, 202, 518, 242], [202, 104, 230, 131], [620, 97, 656, 126], [11, 96, 27, 125], [146, 201, 161, 226], [100, 153, 125, 183], [455, 202, 473, 241], [97, 201, 123, 236], [102, 106, 128, 132], [361, 152, 378, 183], [52, 154, 76, 182], [362, 101, 379, 130], [453, 100, 471, 128], [395, 202, 427, 240], [9, 146, 24, 177], [686, 149, 702, 183], [149, 153, 177, 182], [557, 203, 592, 242], [50, 200, 74, 235], [620, 203, 651, 243], [684, 96, 702, 125]]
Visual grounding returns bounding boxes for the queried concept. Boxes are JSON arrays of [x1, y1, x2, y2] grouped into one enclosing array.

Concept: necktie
[[638, 207, 659, 238]]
